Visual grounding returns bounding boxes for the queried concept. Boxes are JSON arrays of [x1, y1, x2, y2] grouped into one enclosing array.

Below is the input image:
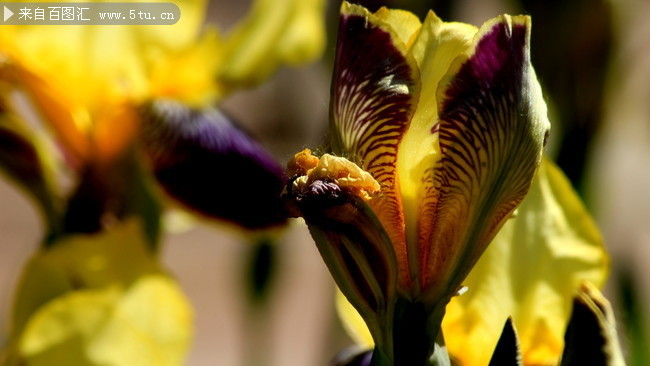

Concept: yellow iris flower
[[0, 0, 326, 365], [2, 219, 192, 366], [0, 0, 325, 168], [286, 2, 608, 365], [337, 158, 609, 365]]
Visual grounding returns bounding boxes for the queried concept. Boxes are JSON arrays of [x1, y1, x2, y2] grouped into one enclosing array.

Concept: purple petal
[[139, 100, 288, 229]]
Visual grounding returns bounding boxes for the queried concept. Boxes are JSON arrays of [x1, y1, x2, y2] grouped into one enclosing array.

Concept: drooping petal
[[331, 2, 421, 288], [219, 0, 326, 91], [442, 158, 609, 366], [421, 15, 550, 297], [397, 11, 477, 284], [139, 100, 287, 229]]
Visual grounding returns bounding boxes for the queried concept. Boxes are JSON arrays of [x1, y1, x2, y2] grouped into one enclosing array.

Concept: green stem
[[371, 299, 450, 366]]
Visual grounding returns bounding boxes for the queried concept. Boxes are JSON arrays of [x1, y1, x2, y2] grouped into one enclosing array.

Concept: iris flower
[[0, 0, 325, 364], [0, 0, 325, 233], [285, 2, 608, 365]]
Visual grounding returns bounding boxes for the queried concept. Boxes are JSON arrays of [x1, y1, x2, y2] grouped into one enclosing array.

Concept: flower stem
[[370, 299, 450, 366]]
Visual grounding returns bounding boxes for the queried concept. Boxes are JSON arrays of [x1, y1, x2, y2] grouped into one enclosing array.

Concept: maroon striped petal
[[330, 2, 421, 288], [139, 100, 287, 230], [421, 16, 550, 299]]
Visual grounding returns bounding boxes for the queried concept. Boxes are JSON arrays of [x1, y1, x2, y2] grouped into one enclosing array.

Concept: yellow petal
[[219, 0, 326, 90], [396, 11, 477, 281], [373, 7, 422, 46], [4, 219, 192, 366], [330, 2, 421, 289], [149, 28, 223, 106], [17, 275, 192, 366], [442, 158, 609, 366], [1, 0, 207, 162], [336, 288, 374, 349], [9, 219, 158, 338]]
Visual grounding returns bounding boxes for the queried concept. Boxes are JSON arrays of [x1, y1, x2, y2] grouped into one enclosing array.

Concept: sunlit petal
[[0, 0, 207, 163], [9, 219, 159, 337], [331, 2, 421, 288], [15, 275, 191, 366], [373, 7, 421, 46], [422, 15, 550, 298], [219, 0, 326, 90], [149, 28, 223, 106], [442, 158, 609, 366], [397, 12, 477, 283]]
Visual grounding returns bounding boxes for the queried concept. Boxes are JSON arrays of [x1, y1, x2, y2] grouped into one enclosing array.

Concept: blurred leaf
[[0, 120, 59, 237], [246, 238, 277, 304], [618, 272, 647, 366], [560, 282, 624, 366]]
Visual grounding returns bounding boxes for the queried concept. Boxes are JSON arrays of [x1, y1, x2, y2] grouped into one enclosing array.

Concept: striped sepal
[[331, 2, 420, 288], [422, 16, 550, 296]]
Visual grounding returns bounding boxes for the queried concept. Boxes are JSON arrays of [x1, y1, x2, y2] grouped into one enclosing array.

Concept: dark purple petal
[[139, 100, 288, 229]]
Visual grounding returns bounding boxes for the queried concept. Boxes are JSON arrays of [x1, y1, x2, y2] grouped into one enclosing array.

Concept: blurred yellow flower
[[2, 219, 193, 366], [0, 0, 325, 166]]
